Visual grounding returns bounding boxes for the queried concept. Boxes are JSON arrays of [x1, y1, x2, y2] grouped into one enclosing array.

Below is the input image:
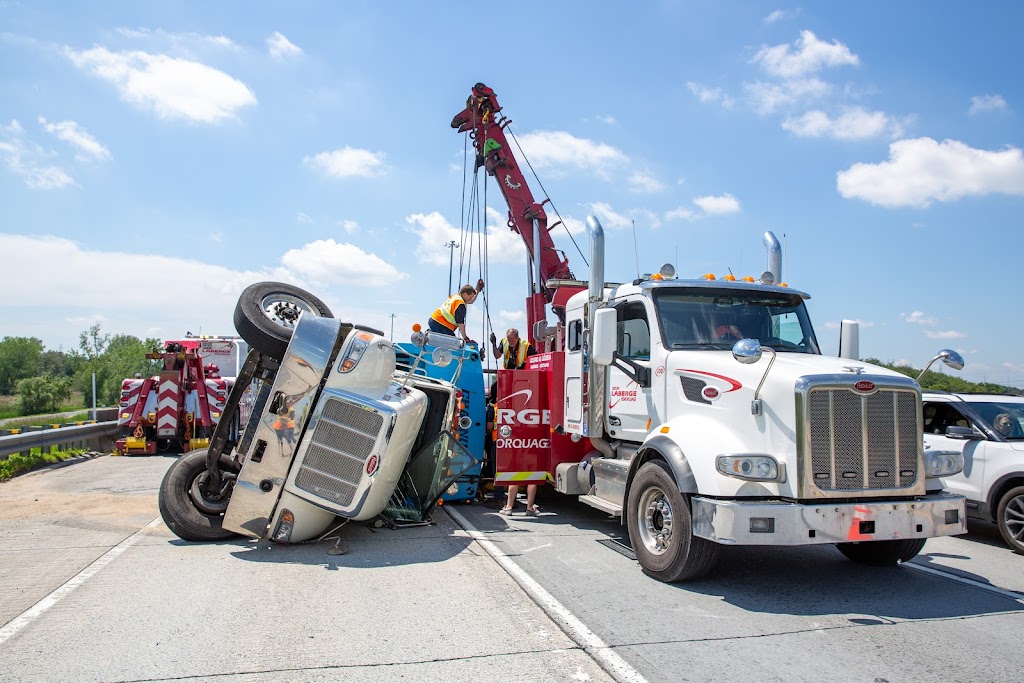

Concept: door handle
[[608, 416, 621, 426]]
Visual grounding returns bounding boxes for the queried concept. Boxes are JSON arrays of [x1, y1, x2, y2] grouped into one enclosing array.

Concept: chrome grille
[[806, 386, 919, 493], [293, 398, 385, 507]]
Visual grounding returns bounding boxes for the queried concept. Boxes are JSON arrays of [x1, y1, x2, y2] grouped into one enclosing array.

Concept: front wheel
[[996, 485, 1024, 554], [233, 282, 334, 360], [835, 538, 926, 566], [626, 461, 719, 582], [159, 449, 240, 542]]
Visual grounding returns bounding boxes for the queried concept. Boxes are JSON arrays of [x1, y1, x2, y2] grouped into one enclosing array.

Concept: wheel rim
[[637, 485, 674, 556], [189, 470, 229, 515], [260, 292, 318, 330], [1004, 492, 1024, 546]]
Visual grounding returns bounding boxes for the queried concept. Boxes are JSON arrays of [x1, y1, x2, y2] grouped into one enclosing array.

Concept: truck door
[[606, 300, 653, 443], [563, 317, 585, 434]]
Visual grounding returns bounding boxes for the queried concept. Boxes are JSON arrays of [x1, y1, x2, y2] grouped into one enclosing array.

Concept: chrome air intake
[[293, 397, 386, 508], [796, 375, 923, 499]]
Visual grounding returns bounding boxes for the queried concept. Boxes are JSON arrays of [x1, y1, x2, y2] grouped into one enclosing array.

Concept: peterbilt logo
[[702, 386, 720, 400], [854, 380, 876, 392], [365, 454, 379, 475]]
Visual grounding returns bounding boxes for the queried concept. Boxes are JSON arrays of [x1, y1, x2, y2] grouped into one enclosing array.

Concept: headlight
[[338, 331, 375, 372], [925, 450, 964, 477], [716, 454, 785, 482]]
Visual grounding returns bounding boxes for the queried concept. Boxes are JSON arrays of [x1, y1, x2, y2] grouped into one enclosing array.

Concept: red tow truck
[[115, 336, 248, 455]]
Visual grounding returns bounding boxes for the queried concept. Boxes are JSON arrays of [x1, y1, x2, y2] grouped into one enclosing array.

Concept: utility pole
[[388, 313, 396, 340], [444, 240, 460, 296]]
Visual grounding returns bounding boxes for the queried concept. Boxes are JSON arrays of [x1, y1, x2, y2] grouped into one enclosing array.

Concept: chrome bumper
[[691, 493, 966, 546]]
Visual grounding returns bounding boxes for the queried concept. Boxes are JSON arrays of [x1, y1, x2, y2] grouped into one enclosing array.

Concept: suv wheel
[[996, 485, 1024, 554]]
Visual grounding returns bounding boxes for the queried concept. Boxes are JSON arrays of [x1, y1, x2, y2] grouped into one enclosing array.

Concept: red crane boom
[[451, 83, 583, 347]]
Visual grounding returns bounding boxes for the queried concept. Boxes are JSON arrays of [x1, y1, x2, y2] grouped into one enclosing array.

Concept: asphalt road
[[1, 455, 1021, 683]]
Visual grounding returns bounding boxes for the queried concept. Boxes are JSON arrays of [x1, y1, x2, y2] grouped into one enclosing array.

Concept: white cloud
[[0, 120, 75, 189], [65, 46, 257, 123], [693, 193, 741, 215], [38, 117, 111, 161], [405, 209, 527, 267], [338, 219, 359, 234], [744, 77, 830, 114], [280, 239, 406, 285], [587, 202, 632, 230], [893, 358, 912, 367], [0, 233, 293, 346], [664, 206, 698, 222], [924, 329, 967, 340], [267, 31, 303, 61], [764, 10, 787, 23], [687, 82, 737, 109], [752, 30, 859, 79], [296, 212, 312, 224], [497, 309, 526, 328], [595, 114, 617, 125], [304, 147, 386, 178], [634, 208, 662, 231], [115, 27, 240, 51], [782, 106, 906, 140], [516, 130, 628, 176], [837, 138, 1024, 208], [901, 310, 937, 326], [627, 171, 665, 193], [969, 94, 1008, 115]]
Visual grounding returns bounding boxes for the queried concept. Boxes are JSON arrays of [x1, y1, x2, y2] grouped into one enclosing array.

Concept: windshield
[[966, 401, 1024, 440], [653, 288, 820, 353]]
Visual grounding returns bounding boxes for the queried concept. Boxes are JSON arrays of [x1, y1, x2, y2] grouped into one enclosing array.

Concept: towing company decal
[[609, 380, 639, 409], [494, 387, 550, 449], [676, 368, 742, 402]]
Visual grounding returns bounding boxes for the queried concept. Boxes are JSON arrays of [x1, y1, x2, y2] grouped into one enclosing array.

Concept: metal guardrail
[[0, 421, 119, 461]]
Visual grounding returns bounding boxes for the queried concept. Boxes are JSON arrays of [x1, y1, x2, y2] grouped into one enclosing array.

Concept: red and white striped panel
[[118, 380, 146, 426], [205, 379, 227, 423], [156, 371, 181, 437]]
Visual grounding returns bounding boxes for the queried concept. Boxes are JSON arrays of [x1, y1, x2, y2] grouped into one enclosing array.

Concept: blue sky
[[1, 1, 1022, 385]]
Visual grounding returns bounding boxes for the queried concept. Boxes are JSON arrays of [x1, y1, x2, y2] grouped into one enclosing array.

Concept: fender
[[986, 471, 1024, 521], [624, 434, 699, 520]]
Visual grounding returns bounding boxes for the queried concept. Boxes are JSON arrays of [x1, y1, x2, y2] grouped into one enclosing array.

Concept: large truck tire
[[627, 460, 719, 582], [996, 485, 1024, 554], [159, 449, 240, 542], [835, 538, 926, 566], [233, 281, 333, 360]]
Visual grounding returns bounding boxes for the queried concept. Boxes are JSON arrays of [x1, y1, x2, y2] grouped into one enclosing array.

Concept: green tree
[[0, 336, 44, 394], [40, 349, 82, 378], [864, 357, 1021, 395], [73, 325, 162, 406], [16, 375, 73, 414]]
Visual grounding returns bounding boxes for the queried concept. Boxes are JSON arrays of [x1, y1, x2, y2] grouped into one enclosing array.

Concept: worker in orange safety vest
[[428, 279, 484, 344]]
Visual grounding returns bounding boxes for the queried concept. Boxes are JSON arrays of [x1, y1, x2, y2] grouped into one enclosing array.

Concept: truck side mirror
[[592, 308, 617, 366]]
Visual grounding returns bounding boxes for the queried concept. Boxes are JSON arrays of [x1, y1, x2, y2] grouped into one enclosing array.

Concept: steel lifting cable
[[506, 126, 589, 268]]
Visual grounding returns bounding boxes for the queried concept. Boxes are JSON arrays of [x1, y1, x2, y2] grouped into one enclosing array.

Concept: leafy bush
[[16, 375, 73, 414]]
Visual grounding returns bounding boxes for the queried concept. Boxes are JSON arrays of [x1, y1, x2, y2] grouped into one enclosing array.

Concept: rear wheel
[[835, 538, 926, 566], [627, 461, 719, 582], [159, 449, 240, 542], [996, 485, 1024, 554], [233, 282, 333, 360]]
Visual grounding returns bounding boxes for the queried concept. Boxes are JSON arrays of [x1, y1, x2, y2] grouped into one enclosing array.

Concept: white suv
[[921, 392, 1024, 553]]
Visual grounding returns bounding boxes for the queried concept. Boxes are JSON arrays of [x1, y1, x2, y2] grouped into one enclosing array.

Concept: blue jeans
[[427, 319, 456, 336]]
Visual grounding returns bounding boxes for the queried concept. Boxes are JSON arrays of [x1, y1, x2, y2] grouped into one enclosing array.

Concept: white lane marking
[[448, 507, 648, 683], [906, 561, 1024, 604], [0, 517, 163, 646]]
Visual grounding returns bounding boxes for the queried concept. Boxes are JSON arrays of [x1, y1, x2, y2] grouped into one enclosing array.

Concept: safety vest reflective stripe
[[430, 294, 463, 329], [495, 471, 554, 483], [501, 339, 530, 368]]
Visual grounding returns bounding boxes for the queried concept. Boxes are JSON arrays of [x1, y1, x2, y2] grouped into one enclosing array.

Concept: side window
[[615, 302, 650, 360], [567, 320, 583, 352], [922, 403, 970, 435]]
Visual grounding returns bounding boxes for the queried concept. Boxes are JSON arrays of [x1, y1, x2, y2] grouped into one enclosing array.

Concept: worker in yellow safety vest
[[490, 328, 537, 369], [428, 279, 484, 344]]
